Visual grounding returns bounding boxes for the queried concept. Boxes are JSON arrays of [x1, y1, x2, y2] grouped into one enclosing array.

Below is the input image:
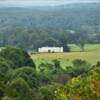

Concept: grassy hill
[[31, 44, 100, 68], [69, 44, 100, 52]]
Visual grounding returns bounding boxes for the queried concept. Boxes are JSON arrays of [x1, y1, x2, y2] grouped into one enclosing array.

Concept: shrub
[[96, 61, 100, 67], [67, 59, 91, 77], [39, 62, 53, 73], [72, 59, 89, 67], [52, 59, 61, 69], [52, 73, 71, 84], [40, 84, 59, 100], [2, 96, 13, 100], [38, 73, 51, 86]]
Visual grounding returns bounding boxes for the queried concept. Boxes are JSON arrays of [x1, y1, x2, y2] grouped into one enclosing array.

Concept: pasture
[[31, 44, 100, 68]]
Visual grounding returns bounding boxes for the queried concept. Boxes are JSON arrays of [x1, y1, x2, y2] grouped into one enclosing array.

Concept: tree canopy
[[0, 47, 36, 69]]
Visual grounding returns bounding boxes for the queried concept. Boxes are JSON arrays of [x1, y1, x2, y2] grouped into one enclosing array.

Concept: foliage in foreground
[[0, 47, 100, 100], [54, 67, 100, 100]]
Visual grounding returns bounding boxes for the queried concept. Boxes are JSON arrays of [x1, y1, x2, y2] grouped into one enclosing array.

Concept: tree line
[[0, 3, 100, 51], [0, 27, 100, 51]]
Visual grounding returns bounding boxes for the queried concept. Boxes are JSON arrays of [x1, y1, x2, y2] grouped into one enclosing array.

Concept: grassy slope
[[31, 44, 100, 68], [68, 44, 100, 52]]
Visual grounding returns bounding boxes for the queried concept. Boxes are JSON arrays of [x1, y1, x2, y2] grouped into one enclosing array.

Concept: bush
[[52, 73, 71, 84], [2, 96, 13, 100], [38, 73, 51, 86], [40, 84, 59, 100], [96, 61, 100, 67], [52, 59, 61, 69], [39, 62, 54, 73], [72, 59, 89, 67], [67, 59, 92, 77]]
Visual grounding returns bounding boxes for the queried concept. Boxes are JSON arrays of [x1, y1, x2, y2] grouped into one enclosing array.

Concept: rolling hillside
[[0, 3, 100, 50], [0, 3, 100, 32]]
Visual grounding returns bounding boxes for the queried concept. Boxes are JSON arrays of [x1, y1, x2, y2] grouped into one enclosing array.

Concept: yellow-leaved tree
[[54, 67, 100, 100]]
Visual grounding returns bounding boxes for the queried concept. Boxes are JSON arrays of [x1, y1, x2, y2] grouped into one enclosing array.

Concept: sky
[[0, 0, 100, 7]]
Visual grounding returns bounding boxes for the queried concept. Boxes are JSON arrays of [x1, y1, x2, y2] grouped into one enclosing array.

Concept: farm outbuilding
[[38, 47, 63, 53]]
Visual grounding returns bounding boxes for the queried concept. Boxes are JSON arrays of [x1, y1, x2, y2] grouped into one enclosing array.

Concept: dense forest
[[0, 3, 100, 50]]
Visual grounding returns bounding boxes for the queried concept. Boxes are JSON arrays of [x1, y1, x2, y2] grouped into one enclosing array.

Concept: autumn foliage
[[54, 67, 100, 100]]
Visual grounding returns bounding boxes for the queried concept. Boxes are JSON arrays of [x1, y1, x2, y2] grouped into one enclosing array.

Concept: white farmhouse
[[38, 47, 63, 53]]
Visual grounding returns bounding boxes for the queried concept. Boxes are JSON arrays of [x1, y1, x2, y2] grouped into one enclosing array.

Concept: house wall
[[38, 47, 63, 53]]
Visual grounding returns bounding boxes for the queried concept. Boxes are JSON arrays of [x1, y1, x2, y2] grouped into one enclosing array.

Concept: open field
[[31, 52, 100, 68], [68, 44, 100, 52], [31, 44, 100, 68]]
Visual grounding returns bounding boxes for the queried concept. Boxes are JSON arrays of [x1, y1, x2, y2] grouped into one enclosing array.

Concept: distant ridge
[[0, 2, 100, 50], [0, 2, 100, 10], [0, 1, 100, 8], [0, 2, 100, 31]]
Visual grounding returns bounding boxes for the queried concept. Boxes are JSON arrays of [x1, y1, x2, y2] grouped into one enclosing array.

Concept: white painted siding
[[38, 47, 63, 53]]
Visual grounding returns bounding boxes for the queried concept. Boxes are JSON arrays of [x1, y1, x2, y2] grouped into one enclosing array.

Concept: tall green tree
[[9, 67, 39, 88], [0, 47, 36, 69], [5, 78, 34, 100]]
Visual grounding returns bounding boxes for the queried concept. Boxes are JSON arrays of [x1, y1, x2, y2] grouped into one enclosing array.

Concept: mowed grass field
[[31, 44, 100, 68]]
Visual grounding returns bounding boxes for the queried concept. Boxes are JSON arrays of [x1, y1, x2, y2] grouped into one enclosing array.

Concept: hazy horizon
[[0, 0, 100, 7]]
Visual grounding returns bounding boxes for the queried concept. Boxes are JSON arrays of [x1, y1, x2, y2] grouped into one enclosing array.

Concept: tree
[[58, 33, 70, 52], [52, 59, 63, 74], [72, 59, 89, 68], [75, 31, 88, 52], [0, 72, 5, 98], [63, 45, 70, 52], [53, 59, 61, 69], [40, 87, 54, 100], [0, 57, 13, 75], [39, 62, 54, 73], [72, 59, 91, 76], [42, 38, 60, 47], [5, 78, 34, 100], [0, 57, 13, 98], [76, 42, 85, 52], [2, 96, 13, 100], [9, 67, 39, 88], [0, 47, 36, 69], [54, 67, 100, 100]]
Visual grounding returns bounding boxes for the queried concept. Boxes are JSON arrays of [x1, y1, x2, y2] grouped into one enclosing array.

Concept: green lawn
[[68, 44, 100, 52], [31, 44, 100, 68]]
